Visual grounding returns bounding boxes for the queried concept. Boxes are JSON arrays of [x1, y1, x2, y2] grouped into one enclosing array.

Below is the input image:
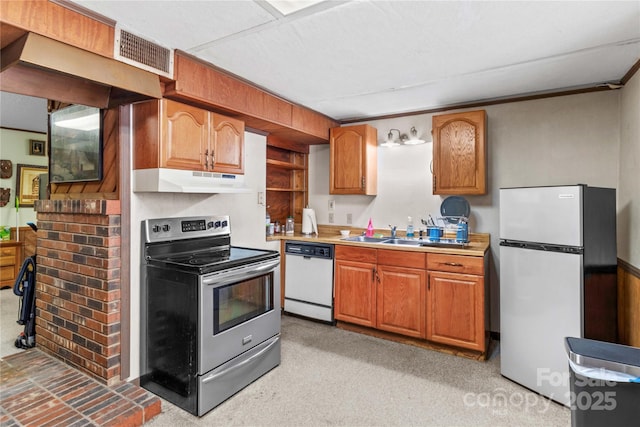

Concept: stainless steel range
[[140, 215, 280, 416]]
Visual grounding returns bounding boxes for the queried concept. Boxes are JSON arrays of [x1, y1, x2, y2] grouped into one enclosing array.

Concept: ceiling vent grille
[[114, 26, 173, 79]]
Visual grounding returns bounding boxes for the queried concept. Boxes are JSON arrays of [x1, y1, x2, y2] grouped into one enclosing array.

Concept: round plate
[[440, 196, 470, 223]]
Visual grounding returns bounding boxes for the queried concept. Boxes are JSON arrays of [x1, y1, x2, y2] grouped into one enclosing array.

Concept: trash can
[[565, 337, 640, 427]]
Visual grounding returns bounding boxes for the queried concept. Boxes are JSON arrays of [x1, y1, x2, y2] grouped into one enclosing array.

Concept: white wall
[[128, 130, 276, 380], [310, 90, 622, 332], [618, 70, 640, 267], [0, 128, 48, 228]]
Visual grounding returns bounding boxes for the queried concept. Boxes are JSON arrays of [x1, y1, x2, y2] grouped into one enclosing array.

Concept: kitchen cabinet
[[334, 243, 488, 353], [329, 125, 377, 195], [426, 253, 487, 351], [335, 246, 426, 338], [376, 250, 426, 338], [432, 110, 487, 195], [133, 99, 244, 174], [334, 246, 377, 327], [0, 241, 22, 289]]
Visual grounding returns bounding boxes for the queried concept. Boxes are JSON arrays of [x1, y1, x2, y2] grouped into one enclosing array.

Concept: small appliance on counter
[[301, 207, 318, 235]]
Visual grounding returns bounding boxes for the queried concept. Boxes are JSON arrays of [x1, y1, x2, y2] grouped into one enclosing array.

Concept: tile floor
[[0, 349, 161, 426]]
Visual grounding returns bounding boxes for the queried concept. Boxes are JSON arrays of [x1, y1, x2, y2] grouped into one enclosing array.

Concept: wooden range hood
[[0, 31, 162, 108]]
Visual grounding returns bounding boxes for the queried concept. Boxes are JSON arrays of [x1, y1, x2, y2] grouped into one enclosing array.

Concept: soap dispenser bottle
[[406, 216, 414, 238], [366, 218, 374, 237]]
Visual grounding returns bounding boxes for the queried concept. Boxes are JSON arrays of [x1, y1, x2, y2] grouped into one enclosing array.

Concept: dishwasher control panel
[[285, 242, 333, 259]]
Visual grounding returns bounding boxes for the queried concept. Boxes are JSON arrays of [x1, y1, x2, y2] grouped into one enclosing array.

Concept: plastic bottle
[[366, 218, 374, 237], [266, 210, 271, 237], [406, 216, 414, 238], [286, 216, 294, 235]]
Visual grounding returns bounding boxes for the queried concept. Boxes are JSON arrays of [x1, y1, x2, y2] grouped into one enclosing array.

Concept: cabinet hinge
[[361, 176, 365, 190]]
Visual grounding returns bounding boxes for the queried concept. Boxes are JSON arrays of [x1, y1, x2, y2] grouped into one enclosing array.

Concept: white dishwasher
[[284, 241, 334, 323]]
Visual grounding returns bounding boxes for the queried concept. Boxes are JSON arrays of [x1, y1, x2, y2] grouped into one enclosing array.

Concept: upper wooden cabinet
[[133, 99, 244, 174], [432, 110, 487, 195], [329, 125, 377, 195]]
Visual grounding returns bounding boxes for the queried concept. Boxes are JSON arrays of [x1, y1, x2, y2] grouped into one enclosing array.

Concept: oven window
[[213, 272, 273, 334]]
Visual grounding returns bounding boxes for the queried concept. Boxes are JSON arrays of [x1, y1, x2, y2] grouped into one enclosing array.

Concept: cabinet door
[[211, 113, 244, 174], [426, 271, 485, 351], [330, 125, 377, 195], [162, 99, 209, 170], [334, 259, 376, 327], [377, 265, 426, 338], [432, 110, 486, 195]]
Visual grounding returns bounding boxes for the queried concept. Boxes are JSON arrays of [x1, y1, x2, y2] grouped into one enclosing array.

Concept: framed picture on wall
[[16, 164, 48, 207], [29, 139, 46, 156]]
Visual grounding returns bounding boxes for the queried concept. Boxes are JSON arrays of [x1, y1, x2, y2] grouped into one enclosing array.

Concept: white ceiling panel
[[69, 0, 640, 121]]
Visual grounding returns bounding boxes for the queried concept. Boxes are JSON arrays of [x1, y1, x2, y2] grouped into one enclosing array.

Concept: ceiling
[[1, 1, 639, 134], [69, 0, 639, 122]]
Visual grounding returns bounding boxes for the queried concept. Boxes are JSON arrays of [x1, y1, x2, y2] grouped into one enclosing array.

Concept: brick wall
[[35, 199, 122, 386]]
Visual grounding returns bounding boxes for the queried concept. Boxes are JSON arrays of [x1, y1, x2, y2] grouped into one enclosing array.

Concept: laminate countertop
[[268, 226, 490, 257]]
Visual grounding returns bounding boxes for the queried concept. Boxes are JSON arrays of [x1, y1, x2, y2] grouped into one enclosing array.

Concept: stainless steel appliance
[[499, 185, 617, 406], [140, 215, 281, 416], [284, 241, 334, 323]]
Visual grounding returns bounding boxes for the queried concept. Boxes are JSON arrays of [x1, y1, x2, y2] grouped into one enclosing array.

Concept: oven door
[[199, 257, 280, 373]]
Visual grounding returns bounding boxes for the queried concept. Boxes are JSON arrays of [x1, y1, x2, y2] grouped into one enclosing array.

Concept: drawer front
[[377, 249, 425, 269], [1, 247, 17, 257], [0, 264, 16, 280], [427, 253, 483, 275], [335, 245, 377, 263], [0, 255, 14, 267]]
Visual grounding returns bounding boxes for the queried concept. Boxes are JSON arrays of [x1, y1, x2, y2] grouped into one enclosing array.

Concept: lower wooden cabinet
[[334, 246, 377, 327], [377, 265, 426, 338], [426, 271, 484, 351], [335, 246, 488, 353]]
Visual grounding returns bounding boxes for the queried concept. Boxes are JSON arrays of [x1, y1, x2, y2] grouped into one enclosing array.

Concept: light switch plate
[[328, 213, 334, 223], [328, 200, 335, 211], [347, 213, 352, 224]]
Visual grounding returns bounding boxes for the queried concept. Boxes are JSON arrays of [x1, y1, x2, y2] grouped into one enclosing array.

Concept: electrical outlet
[[328, 213, 334, 223], [258, 192, 264, 206], [328, 200, 335, 211], [347, 213, 352, 224]]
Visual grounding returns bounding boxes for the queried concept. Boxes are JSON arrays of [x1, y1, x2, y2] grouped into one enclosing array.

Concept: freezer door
[[500, 245, 583, 406], [500, 186, 583, 246]]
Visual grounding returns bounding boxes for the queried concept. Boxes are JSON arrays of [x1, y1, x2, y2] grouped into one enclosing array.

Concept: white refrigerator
[[499, 185, 617, 406]]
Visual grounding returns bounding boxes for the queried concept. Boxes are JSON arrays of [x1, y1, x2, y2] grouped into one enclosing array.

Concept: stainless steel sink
[[341, 236, 389, 243], [380, 238, 422, 246]]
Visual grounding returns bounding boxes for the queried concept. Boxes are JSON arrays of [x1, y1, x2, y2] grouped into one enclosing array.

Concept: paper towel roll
[[302, 208, 318, 235]]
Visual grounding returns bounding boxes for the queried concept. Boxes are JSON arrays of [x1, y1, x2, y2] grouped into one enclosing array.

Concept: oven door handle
[[201, 335, 280, 384], [201, 258, 280, 287]]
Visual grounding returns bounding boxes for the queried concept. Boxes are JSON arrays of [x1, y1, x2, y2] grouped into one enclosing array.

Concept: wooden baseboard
[[335, 321, 488, 361]]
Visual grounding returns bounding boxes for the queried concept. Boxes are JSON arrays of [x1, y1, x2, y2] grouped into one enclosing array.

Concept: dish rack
[[421, 216, 468, 240]]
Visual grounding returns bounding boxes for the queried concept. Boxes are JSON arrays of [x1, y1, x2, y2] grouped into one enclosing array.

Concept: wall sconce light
[[380, 126, 426, 147], [381, 129, 402, 147], [404, 126, 426, 145]]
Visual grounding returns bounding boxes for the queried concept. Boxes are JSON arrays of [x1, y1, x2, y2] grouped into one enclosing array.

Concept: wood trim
[[621, 59, 640, 85], [339, 86, 618, 124], [618, 258, 640, 347], [119, 104, 131, 380]]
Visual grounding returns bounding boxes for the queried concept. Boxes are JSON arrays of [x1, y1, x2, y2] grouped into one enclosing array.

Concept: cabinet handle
[[372, 267, 376, 284], [204, 149, 209, 170], [444, 262, 463, 267], [361, 176, 365, 190], [210, 149, 215, 170]]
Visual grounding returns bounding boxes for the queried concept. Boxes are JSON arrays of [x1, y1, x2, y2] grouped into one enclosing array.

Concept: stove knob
[[207, 221, 214, 229], [162, 224, 171, 232], [214, 220, 221, 228], [221, 220, 228, 228], [152, 225, 160, 233]]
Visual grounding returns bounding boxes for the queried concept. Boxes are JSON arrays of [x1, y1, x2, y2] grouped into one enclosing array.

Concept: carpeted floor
[[147, 314, 571, 426]]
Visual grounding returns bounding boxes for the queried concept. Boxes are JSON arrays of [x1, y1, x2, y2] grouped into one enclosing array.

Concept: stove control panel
[[144, 215, 231, 243]]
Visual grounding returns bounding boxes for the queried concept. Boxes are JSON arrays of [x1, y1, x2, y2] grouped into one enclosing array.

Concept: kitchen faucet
[[389, 225, 397, 238]]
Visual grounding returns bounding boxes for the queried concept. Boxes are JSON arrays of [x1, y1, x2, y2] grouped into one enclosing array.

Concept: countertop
[[268, 225, 490, 257]]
